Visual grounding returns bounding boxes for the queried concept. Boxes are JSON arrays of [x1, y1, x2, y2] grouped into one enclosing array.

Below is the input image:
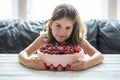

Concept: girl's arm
[[71, 39, 104, 70], [80, 39, 104, 68], [18, 36, 46, 69]]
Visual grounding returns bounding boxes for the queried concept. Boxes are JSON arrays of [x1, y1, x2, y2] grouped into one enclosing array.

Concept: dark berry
[[59, 50, 64, 55]]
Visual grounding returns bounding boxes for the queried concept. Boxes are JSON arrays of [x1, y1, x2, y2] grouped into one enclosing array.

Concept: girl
[[18, 4, 104, 71]]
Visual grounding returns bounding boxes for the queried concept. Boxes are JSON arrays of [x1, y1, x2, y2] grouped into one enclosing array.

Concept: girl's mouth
[[57, 35, 66, 38]]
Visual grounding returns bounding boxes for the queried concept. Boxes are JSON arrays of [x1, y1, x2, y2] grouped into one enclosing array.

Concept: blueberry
[[59, 50, 64, 55]]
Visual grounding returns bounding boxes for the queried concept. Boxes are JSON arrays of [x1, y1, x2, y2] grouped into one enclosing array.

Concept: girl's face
[[49, 17, 74, 43]]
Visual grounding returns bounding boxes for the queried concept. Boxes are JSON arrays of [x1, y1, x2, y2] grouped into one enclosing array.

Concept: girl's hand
[[25, 57, 46, 70], [70, 58, 89, 71]]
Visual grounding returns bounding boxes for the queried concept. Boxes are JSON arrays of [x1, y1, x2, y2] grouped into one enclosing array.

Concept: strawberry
[[57, 46, 64, 50], [66, 46, 71, 49], [39, 47, 43, 52], [44, 50, 50, 54], [52, 47, 56, 51], [65, 64, 71, 70], [47, 47, 51, 50], [57, 64, 63, 71], [54, 51, 59, 55], [49, 64, 54, 70], [64, 50, 70, 54], [74, 46, 81, 52]]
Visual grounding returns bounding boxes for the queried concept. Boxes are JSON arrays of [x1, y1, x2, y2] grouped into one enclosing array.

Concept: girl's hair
[[44, 4, 87, 45]]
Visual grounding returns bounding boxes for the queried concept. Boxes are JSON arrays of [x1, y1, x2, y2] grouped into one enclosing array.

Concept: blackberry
[[59, 50, 64, 55]]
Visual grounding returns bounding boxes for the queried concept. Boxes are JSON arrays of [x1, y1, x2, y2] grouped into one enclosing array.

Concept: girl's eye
[[56, 25, 61, 28], [66, 27, 71, 30]]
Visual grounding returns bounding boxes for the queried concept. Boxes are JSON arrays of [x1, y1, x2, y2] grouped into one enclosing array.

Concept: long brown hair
[[44, 4, 87, 45]]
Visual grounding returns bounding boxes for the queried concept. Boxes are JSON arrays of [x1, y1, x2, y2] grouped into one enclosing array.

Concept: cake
[[37, 42, 84, 71]]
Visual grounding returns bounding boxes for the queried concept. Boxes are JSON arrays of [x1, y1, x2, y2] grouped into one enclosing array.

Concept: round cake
[[37, 43, 84, 71]]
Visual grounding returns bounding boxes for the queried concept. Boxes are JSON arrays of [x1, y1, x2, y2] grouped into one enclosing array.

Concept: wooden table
[[0, 54, 120, 80]]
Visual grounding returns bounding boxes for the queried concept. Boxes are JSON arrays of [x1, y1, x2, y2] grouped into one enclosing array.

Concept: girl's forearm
[[88, 52, 104, 68], [18, 51, 29, 65]]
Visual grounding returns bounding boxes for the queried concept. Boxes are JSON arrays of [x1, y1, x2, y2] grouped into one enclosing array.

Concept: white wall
[[117, 0, 120, 20], [0, 0, 120, 20]]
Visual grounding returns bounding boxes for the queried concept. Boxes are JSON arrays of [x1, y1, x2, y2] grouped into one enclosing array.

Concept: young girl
[[18, 4, 104, 71]]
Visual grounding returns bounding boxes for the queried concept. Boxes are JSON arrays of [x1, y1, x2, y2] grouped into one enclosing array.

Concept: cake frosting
[[37, 43, 84, 71]]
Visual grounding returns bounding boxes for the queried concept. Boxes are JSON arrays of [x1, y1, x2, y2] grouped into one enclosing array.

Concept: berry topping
[[39, 42, 81, 55]]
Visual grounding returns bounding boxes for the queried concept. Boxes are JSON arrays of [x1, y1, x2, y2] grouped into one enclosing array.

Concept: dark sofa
[[86, 19, 120, 54], [0, 20, 47, 53], [0, 19, 120, 54]]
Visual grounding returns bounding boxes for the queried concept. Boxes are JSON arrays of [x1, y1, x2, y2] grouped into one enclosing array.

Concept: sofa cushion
[[98, 20, 120, 54], [0, 20, 47, 53], [85, 19, 99, 49]]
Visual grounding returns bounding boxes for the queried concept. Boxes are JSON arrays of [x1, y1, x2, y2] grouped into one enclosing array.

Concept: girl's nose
[[59, 29, 66, 35]]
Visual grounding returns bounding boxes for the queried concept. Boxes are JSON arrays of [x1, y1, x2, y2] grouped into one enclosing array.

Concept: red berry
[[64, 46, 70, 50], [74, 46, 81, 52], [65, 64, 71, 70], [54, 51, 59, 55], [58, 46, 64, 50], [64, 50, 70, 54], [52, 47, 56, 50], [66, 46, 71, 49], [47, 47, 51, 50], [49, 64, 54, 70], [57, 64, 63, 71], [44, 50, 50, 54], [70, 49, 74, 54], [39, 47, 43, 52]]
